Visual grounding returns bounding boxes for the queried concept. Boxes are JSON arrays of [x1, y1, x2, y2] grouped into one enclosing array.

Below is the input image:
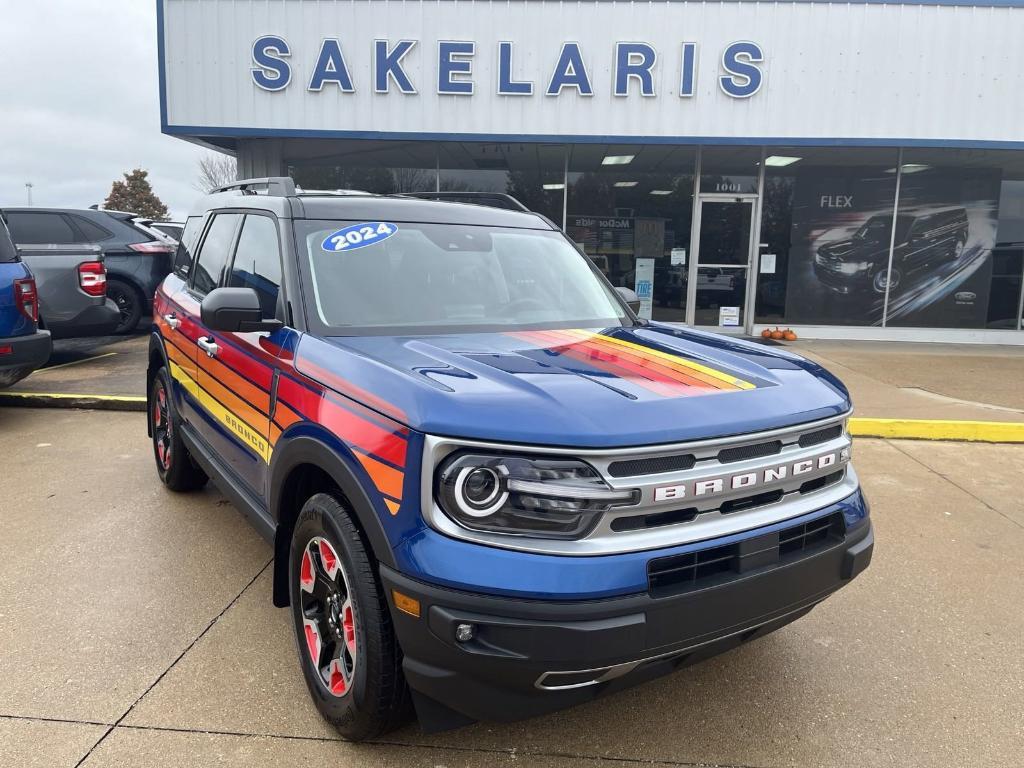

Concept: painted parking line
[[36, 351, 118, 372], [849, 417, 1024, 444]]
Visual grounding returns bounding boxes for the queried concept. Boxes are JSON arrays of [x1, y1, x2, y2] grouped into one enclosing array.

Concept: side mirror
[[615, 286, 642, 315], [200, 287, 282, 333]]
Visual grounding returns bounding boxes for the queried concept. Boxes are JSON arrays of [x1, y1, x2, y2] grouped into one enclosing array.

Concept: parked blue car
[[0, 219, 50, 387], [148, 178, 873, 741]]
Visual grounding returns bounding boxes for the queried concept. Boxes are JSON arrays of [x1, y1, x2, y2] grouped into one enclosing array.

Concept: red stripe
[[517, 330, 684, 397], [296, 358, 409, 425], [277, 376, 407, 468], [564, 333, 722, 390]]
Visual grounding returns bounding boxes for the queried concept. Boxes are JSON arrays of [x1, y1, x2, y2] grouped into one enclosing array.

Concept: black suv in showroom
[[814, 206, 969, 294]]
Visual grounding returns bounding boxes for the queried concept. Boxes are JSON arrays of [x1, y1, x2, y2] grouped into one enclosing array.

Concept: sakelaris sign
[[250, 37, 765, 99]]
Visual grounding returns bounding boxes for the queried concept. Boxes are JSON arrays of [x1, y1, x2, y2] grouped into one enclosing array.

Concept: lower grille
[[647, 512, 845, 598]]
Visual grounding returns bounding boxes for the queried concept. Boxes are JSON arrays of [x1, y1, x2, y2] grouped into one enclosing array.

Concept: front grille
[[799, 424, 843, 448], [646, 512, 845, 597], [608, 453, 696, 477], [717, 440, 782, 464]]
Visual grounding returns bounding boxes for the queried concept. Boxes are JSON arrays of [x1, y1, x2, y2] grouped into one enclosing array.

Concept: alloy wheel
[[152, 379, 172, 471], [299, 536, 358, 697]]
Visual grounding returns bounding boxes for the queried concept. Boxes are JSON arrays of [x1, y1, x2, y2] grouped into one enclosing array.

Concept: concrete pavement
[[1, 406, 1022, 767]]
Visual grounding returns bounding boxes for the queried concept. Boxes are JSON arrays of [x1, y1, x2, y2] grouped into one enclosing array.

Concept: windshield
[[854, 214, 913, 243], [296, 220, 631, 334]]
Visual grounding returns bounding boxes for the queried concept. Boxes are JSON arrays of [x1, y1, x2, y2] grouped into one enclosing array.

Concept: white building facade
[[160, 0, 1024, 340]]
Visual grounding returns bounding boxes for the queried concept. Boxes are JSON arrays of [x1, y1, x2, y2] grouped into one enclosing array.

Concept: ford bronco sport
[[148, 177, 873, 740]]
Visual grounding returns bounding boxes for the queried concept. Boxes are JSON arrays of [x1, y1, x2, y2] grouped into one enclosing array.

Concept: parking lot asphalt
[[1, 406, 1022, 767]]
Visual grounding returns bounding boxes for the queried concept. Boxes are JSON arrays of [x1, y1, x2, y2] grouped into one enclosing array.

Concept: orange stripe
[[164, 339, 190, 368], [355, 452, 404, 501], [199, 371, 267, 439], [384, 499, 400, 516], [274, 401, 302, 429], [522, 330, 683, 397], [201, 355, 271, 413], [561, 331, 727, 390], [269, 422, 282, 446]]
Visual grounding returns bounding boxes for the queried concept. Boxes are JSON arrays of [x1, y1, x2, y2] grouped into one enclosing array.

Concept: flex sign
[[251, 37, 765, 99]]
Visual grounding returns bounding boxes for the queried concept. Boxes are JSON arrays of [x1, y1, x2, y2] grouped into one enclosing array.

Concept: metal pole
[[25, 182, 33, 206], [561, 146, 569, 231], [881, 147, 904, 328], [685, 146, 702, 326], [746, 146, 768, 335]]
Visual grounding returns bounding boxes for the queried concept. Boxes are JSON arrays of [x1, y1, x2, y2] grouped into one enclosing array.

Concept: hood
[[295, 324, 851, 448]]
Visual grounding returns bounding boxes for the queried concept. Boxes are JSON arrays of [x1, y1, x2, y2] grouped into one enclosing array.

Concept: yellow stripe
[[0, 391, 145, 403], [565, 330, 756, 390], [170, 361, 273, 463], [849, 417, 1024, 444]]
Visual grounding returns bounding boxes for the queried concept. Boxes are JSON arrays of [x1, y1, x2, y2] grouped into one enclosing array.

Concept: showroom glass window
[[438, 143, 566, 225], [888, 148, 1024, 330], [754, 147, 900, 327], [289, 140, 438, 195], [565, 145, 696, 323]]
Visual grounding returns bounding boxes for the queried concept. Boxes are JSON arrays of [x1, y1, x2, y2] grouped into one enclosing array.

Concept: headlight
[[837, 261, 872, 275], [436, 453, 638, 539]]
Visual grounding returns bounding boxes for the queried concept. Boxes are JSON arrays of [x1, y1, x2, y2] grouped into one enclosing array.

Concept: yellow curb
[[0, 391, 146, 412], [849, 417, 1024, 444]]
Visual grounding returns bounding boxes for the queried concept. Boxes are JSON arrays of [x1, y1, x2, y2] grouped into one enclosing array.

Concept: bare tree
[[194, 152, 238, 193]]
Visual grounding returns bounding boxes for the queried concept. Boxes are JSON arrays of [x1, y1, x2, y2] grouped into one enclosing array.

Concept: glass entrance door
[[687, 196, 757, 329]]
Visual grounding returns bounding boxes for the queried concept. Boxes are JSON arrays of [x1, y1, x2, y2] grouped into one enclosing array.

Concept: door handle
[[162, 313, 180, 330], [197, 336, 219, 358]]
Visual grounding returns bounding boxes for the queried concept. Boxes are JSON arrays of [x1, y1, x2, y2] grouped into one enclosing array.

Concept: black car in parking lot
[[814, 206, 969, 295], [2, 207, 176, 333]]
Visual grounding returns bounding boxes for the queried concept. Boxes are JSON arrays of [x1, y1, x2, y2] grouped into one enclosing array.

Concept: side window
[[192, 213, 241, 296], [5, 212, 77, 244], [69, 215, 113, 242], [228, 215, 282, 317], [173, 216, 203, 278]]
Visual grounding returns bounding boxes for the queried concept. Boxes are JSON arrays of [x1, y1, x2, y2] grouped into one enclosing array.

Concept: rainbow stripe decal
[[510, 329, 755, 397], [155, 299, 407, 517]]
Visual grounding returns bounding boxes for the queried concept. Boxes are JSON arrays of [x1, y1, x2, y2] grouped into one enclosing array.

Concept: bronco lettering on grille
[[652, 448, 849, 502]]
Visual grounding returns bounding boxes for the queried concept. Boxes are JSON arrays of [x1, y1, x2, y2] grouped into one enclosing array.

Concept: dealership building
[[158, 0, 1024, 342]]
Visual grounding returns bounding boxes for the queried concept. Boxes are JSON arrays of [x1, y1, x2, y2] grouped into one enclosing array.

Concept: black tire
[[872, 266, 901, 295], [107, 278, 144, 334], [149, 366, 208, 492], [288, 492, 410, 741]]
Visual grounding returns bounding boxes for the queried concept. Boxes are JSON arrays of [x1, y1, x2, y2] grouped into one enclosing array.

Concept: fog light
[[455, 623, 475, 642]]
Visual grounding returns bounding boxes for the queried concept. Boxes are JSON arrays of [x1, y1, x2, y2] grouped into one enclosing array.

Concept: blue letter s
[[719, 41, 763, 98], [251, 35, 291, 92]]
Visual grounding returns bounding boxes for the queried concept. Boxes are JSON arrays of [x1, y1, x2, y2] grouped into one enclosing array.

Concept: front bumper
[[813, 262, 873, 294], [383, 512, 873, 728], [0, 330, 51, 386]]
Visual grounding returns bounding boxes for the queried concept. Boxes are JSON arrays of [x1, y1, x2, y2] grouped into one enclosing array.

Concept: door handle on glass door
[[163, 313, 180, 330], [198, 337, 219, 358]]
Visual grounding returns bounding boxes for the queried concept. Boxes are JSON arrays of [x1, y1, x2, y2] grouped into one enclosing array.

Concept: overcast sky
[[0, 1, 210, 219]]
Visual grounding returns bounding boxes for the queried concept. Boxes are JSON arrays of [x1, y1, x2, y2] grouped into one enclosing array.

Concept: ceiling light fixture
[[649, 189, 673, 195], [764, 155, 802, 167], [613, 181, 638, 188], [542, 183, 565, 190], [602, 154, 635, 166]]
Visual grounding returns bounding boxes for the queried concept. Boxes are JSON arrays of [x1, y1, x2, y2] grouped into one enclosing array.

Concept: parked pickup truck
[[12, 243, 120, 339], [0, 218, 50, 387], [148, 178, 873, 741], [3, 207, 176, 333]]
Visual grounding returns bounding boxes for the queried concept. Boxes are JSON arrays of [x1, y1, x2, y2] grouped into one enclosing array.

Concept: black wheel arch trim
[[269, 432, 398, 607]]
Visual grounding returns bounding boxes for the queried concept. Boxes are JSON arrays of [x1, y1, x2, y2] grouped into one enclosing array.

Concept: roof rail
[[210, 177, 296, 196]]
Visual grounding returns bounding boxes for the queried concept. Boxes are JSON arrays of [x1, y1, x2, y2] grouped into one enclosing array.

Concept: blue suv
[[148, 178, 873, 740], [0, 219, 50, 387]]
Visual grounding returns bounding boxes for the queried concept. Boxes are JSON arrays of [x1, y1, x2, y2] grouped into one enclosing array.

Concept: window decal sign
[[321, 222, 398, 252]]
